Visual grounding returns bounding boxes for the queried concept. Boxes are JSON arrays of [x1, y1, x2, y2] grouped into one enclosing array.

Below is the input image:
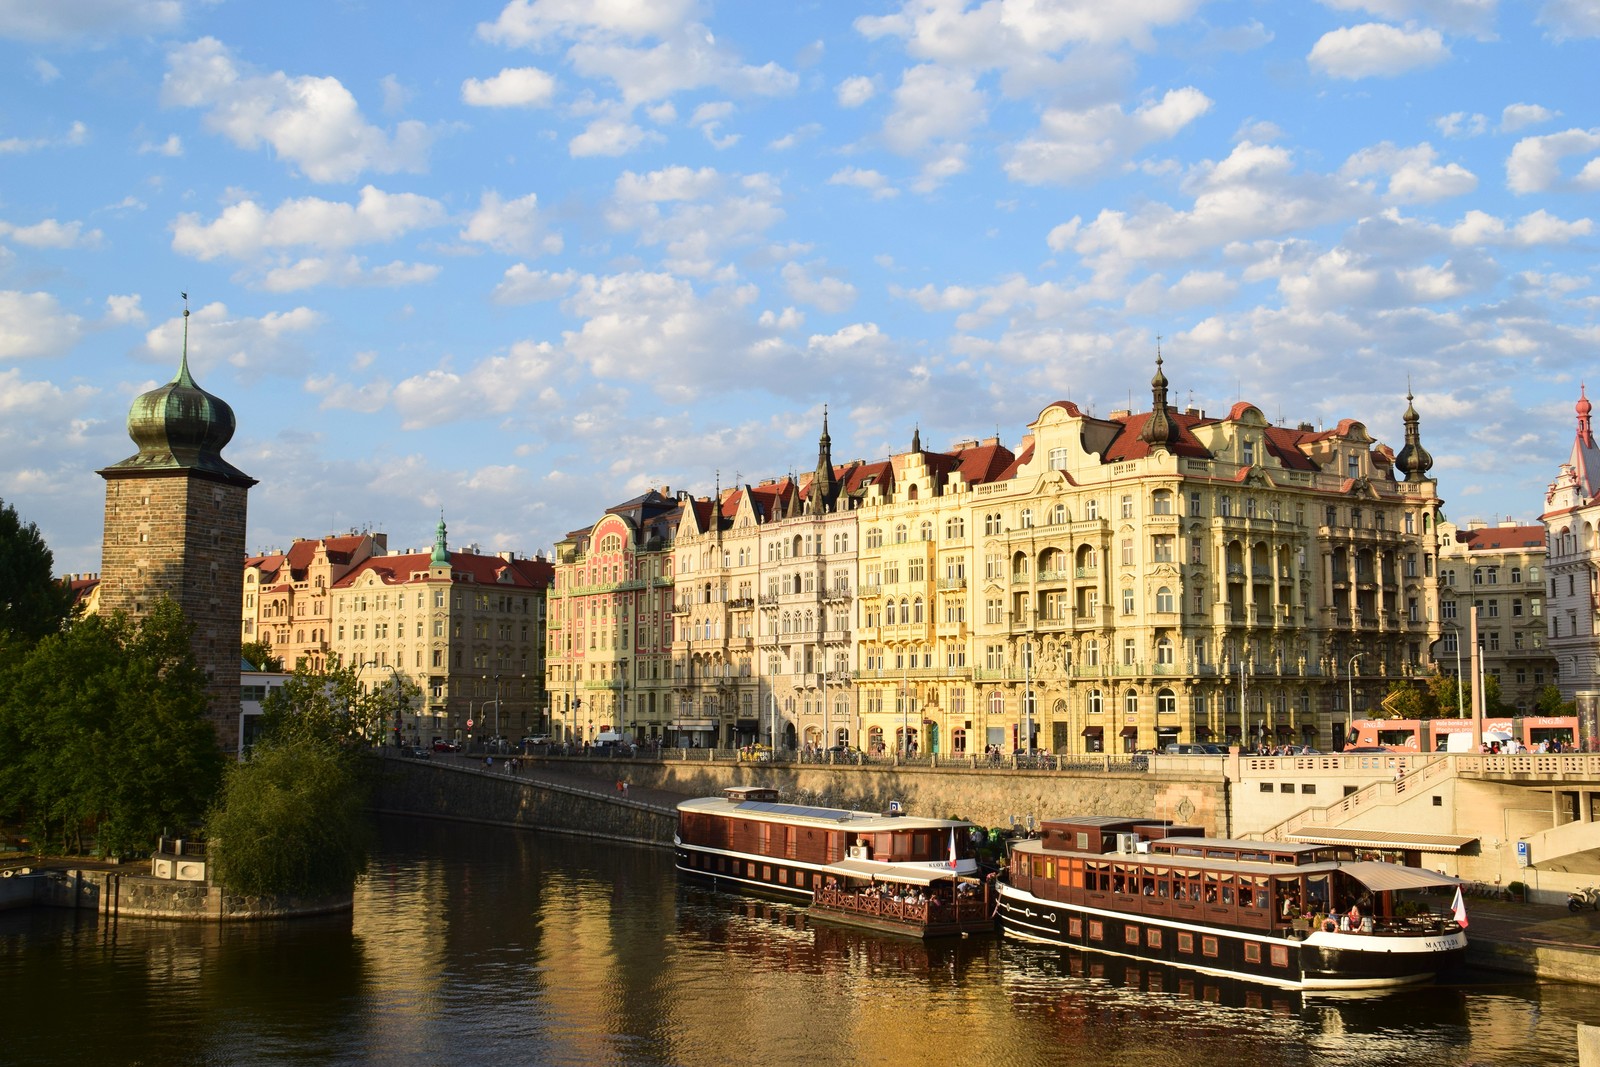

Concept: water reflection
[[1, 817, 1597, 1067]]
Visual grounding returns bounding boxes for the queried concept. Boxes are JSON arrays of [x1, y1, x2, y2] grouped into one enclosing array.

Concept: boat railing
[[1281, 915, 1461, 941], [814, 886, 989, 926]]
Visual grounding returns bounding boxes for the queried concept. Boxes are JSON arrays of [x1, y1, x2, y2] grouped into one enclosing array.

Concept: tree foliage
[[241, 639, 284, 672], [204, 735, 370, 896], [0, 599, 223, 856], [0, 497, 73, 647], [204, 659, 394, 896], [1535, 685, 1571, 715], [258, 659, 420, 750]]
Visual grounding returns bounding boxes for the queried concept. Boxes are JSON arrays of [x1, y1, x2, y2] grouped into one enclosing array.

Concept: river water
[[3, 817, 1596, 1067]]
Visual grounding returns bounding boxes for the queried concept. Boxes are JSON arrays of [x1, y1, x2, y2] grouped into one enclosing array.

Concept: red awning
[[1195, 726, 1213, 739], [1275, 724, 1293, 737], [1081, 725, 1104, 737], [1120, 726, 1139, 738], [1224, 724, 1242, 737]]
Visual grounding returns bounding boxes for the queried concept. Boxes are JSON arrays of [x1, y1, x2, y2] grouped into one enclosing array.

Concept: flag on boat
[[948, 826, 959, 869], [1451, 886, 1469, 928]]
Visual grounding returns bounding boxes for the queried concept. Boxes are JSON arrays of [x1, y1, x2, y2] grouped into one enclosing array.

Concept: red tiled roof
[[334, 550, 551, 589], [1459, 525, 1546, 551]]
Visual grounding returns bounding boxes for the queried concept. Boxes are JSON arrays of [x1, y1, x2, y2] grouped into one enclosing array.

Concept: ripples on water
[[2, 817, 1596, 1067]]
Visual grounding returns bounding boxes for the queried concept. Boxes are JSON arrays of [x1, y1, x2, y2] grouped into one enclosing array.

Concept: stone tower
[[97, 301, 256, 753]]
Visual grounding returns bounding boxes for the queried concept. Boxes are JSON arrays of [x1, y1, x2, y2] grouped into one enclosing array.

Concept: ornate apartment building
[[242, 531, 388, 670], [243, 518, 552, 745], [549, 360, 1446, 755], [548, 491, 680, 745], [1435, 519, 1554, 712], [1542, 387, 1600, 699]]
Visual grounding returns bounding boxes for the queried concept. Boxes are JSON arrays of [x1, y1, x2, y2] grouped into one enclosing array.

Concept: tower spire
[[1394, 381, 1434, 483], [177, 292, 195, 387], [810, 405, 836, 515], [1139, 341, 1177, 449]]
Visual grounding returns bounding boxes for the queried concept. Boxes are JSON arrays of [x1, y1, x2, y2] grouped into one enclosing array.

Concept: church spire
[[1393, 383, 1434, 483], [1139, 343, 1177, 449], [911, 423, 922, 453], [430, 511, 451, 567], [809, 406, 835, 516]]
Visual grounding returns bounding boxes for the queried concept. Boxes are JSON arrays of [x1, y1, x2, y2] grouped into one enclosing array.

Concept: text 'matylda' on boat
[[997, 816, 1468, 990], [675, 787, 993, 938]]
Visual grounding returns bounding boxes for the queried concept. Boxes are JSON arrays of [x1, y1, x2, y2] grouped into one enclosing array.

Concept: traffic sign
[[467, 718, 474, 729], [1516, 840, 1530, 868]]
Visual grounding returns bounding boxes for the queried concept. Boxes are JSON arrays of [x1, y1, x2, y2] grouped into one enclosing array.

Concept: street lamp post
[[1347, 652, 1364, 726]]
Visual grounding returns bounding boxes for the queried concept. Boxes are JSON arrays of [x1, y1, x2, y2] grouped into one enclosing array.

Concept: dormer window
[[1242, 440, 1255, 466], [1346, 454, 1361, 479]]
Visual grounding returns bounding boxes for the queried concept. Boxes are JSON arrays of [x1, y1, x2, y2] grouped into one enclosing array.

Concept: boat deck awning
[[1287, 827, 1476, 854], [825, 859, 957, 886], [1323, 861, 1462, 893]]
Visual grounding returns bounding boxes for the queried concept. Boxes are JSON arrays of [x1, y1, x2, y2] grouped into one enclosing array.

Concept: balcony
[[938, 577, 968, 591]]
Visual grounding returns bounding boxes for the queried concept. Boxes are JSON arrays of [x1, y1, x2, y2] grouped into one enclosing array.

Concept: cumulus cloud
[[605, 166, 784, 273], [570, 115, 657, 156], [1005, 87, 1212, 185], [477, 0, 704, 46], [1436, 110, 1487, 138], [1536, 0, 1600, 40], [781, 261, 857, 314], [461, 66, 558, 107], [171, 185, 447, 261], [0, 290, 88, 359], [1308, 23, 1449, 79], [1315, 0, 1498, 38], [1501, 103, 1557, 132], [827, 167, 898, 199], [491, 265, 580, 305], [836, 75, 876, 107], [162, 37, 433, 182], [0, 120, 88, 155], [1507, 127, 1600, 193], [138, 133, 183, 156], [882, 64, 985, 155], [257, 256, 440, 292], [1341, 141, 1476, 203], [460, 191, 563, 256], [0, 0, 183, 43], [138, 300, 322, 372], [0, 217, 104, 248]]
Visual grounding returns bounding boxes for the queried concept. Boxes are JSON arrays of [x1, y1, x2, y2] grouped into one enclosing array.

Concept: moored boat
[[997, 816, 1467, 990], [675, 786, 993, 938]]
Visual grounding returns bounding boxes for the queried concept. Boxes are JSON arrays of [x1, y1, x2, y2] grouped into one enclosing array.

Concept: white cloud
[[138, 301, 322, 372], [305, 370, 391, 413], [570, 115, 656, 157], [257, 256, 441, 292], [0, 0, 183, 43], [836, 75, 876, 107], [1537, 0, 1600, 40], [767, 123, 821, 150], [1308, 23, 1449, 79], [104, 294, 146, 324], [827, 167, 899, 199], [461, 67, 558, 108], [1341, 141, 1476, 203], [0, 217, 104, 248], [1501, 103, 1557, 132], [1436, 110, 1487, 138], [0, 290, 88, 359], [855, 0, 1203, 63], [1005, 87, 1212, 185], [477, 0, 704, 46], [491, 265, 579, 305], [171, 185, 447, 261], [0, 120, 88, 155], [1507, 127, 1600, 193], [33, 57, 59, 82], [606, 166, 784, 273], [882, 63, 985, 154], [781, 261, 857, 314], [162, 37, 433, 183], [138, 133, 183, 156], [460, 191, 563, 256]]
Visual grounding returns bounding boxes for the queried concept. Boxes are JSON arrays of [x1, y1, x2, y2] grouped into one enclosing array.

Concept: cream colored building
[[1543, 387, 1600, 701], [1435, 519, 1554, 712], [327, 517, 552, 745], [242, 531, 387, 671]]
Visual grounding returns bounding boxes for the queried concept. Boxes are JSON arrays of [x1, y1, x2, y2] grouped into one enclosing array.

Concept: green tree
[[1534, 685, 1570, 715], [0, 600, 223, 855], [0, 498, 73, 646], [241, 639, 284, 672], [1381, 679, 1428, 719], [204, 735, 370, 896], [1425, 673, 1469, 718], [258, 660, 417, 750]]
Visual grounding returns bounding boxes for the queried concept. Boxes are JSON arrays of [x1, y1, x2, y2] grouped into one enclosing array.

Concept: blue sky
[[4, 0, 1598, 574]]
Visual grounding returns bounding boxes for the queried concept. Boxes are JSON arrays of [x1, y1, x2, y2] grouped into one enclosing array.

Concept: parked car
[[402, 746, 431, 759], [432, 739, 459, 753], [520, 735, 552, 750]]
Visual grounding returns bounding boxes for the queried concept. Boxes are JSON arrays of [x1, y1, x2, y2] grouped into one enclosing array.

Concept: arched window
[[1156, 586, 1175, 612], [1052, 503, 1067, 525], [988, 689, 1005, 716], [894, 524, 908, 543], [920, 520, 933, 541], [1157, 688, 1177, 715], [1124, 689, 1139, 715], [1085, 638, 1099, 666], [1156, 636, 1174, 665], [1087, 688, 1103, 714], [912, 597, 924, 623]]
